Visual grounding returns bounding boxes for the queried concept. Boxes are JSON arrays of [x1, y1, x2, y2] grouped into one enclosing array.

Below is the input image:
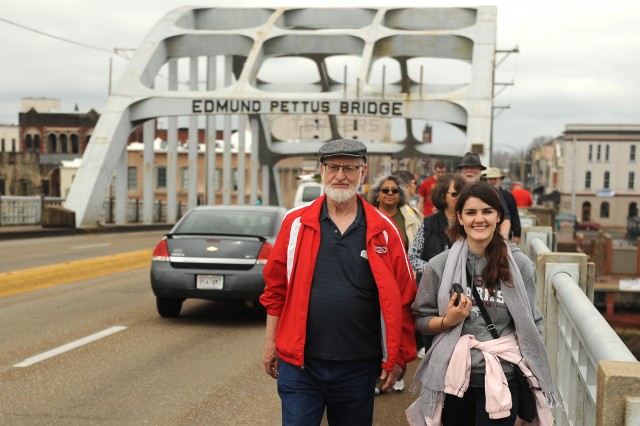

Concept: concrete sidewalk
[[0, 223, 172, 240]]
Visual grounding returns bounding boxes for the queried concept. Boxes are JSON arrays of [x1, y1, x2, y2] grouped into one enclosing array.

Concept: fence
[[0, 196, 187, 226], [522, 226, 639, 425]]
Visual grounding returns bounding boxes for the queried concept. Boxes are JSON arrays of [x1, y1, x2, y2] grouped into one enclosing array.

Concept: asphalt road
[[0, 232, 420, 425]]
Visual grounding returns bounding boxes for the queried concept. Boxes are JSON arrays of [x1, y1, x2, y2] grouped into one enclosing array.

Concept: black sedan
[[150, 205, 287, 317]]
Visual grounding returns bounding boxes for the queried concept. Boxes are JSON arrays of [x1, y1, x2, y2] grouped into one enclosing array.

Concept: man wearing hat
[[261, 139, 417, 425], [456, 152, 511, 238], [456, 151, 486, 184]]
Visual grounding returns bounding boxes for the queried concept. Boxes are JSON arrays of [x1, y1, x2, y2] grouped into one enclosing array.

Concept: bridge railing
[[522, 226, 639, 426]]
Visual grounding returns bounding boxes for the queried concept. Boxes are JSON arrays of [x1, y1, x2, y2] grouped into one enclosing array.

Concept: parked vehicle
[[577, 220, 601, 231], [293, 182, 324, 207], [150, 205, 287, 317]]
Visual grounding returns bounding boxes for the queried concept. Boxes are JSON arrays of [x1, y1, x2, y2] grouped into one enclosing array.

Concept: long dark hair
[[448, 182, 512, 293]]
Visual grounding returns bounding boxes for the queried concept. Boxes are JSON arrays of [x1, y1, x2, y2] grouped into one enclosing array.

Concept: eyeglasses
[[322, 163, 362, 175], [381, 188, 400, 195], [448, 192, 460, 197]]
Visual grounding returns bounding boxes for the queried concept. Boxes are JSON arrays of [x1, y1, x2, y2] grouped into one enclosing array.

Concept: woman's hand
[[443, 291, 472, 328]]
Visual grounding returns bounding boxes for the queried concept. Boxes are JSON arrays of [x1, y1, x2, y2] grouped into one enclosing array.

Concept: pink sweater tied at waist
[[443, 333, 553, 425]]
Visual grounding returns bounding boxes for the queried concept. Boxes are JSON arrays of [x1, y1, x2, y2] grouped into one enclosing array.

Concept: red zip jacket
[[260, 194, 417, 372]]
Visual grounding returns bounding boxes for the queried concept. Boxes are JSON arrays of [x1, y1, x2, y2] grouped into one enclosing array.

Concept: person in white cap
[[483, 167, 522, 244]]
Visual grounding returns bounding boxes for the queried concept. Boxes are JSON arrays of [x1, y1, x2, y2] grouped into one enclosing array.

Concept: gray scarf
[[407, 239, 555, 423]]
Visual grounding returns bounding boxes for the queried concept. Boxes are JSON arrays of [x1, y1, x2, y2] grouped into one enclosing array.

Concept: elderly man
[[456, 152, 511, 239], [260, 139, 416, 426]]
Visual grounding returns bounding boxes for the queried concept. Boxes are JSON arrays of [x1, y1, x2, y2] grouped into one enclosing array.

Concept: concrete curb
[[0, 249, 153, 298]]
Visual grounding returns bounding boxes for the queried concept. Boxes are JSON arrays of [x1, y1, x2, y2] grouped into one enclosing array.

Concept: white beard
[[325, 186, 357, 203]]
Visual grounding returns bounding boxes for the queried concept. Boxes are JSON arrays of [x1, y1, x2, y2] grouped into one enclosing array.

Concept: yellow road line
[[0, 250, 152, 298]]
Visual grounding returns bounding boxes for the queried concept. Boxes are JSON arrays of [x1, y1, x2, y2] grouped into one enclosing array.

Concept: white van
[[293, 182, 324, 207]]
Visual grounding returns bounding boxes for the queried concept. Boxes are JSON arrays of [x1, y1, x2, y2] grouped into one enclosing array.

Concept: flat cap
[[319, 139, 367, 163], [456, 152, 486, 170]]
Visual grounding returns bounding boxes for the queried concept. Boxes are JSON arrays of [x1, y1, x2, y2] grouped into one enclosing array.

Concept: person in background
[[511, 181, 534, 207], [482, 167, 522, 245], [367, 174, 421, 393], [417, 160, 446, 217], [396, 170, 423, 219], [456, 152, 511, 239], [261, 139, 417, 426], [368, 175, 422, 252], [407, 182, 555, 425], [409, 173, 466, 359]]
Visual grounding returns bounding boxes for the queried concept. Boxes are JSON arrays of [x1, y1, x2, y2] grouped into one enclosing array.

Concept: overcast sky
[[1, 0, 639, 152]]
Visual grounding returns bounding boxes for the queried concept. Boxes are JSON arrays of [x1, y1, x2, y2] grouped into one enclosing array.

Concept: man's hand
[[379, 363, 403, 392], [263, 342, 279, 379]]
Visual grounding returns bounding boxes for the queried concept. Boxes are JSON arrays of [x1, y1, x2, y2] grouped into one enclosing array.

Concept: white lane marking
[[13, 326, 127, 368], [69, 243, 111, 250]]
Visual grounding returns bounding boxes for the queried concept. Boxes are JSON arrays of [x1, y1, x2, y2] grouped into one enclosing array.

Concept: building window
[[582, 201, 591, 221], [603, 171, 610, 189], [26, 135, 33, 151], [631, 145, 637, 161], [605, 144, 610, 161], [34, 135, 40, 151], [48, 134, 57, 154], [127, 167, 137, 191], [630, 172, 635, 190], [596, 145, 601, 161], [11, 138, 16, 152], [588, 144, 593, 161], [585, 171, 591, 189], [70, 134, 79, 153], [181, 166, 189, 190], [60, 134, 68, 153], [600, 202, 610, 218], [156, 166, 167, 189]]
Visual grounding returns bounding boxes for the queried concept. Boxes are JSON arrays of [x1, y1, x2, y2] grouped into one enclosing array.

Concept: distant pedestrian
[[483, 167, 522, 245], [417, 160, 446, 217], [396, 170, 422, 217], [511, 181, 534, 207]]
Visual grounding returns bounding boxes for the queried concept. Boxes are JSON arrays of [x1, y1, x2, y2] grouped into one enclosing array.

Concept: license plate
[[196, 275, 224, 290]]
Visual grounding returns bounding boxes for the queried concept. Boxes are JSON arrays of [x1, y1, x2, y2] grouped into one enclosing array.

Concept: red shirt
[[512, 188, 534, 207], [418, 176, 438, 216]]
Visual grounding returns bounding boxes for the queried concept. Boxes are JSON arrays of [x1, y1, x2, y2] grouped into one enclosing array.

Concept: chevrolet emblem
[[206, 246, 219, 252]]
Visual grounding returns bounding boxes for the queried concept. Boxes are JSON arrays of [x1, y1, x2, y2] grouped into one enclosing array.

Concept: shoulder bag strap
[[467, 268, 500, 339]]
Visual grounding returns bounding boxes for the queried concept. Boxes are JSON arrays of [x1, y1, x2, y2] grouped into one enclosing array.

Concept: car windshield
[[302, 186, 322, 202], [175, 210, 276, 236]]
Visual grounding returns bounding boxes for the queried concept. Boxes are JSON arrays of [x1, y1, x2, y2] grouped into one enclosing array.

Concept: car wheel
[[156, 297, 184, 318]]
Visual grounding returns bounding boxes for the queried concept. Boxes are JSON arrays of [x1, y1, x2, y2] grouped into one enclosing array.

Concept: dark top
[[420, 210, 452, 263], [305, 198, 382, 360], [500, 187, 521, 238]]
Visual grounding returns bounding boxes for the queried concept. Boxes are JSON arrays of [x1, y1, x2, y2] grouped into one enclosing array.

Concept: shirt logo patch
[[374, 245, 388, 254], [360, 250, 369, 260]]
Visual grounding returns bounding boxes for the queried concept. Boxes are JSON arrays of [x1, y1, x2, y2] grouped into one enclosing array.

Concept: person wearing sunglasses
[[261, 139, 417, 426], [368, 175, 422, 255], [408, 174, 466, 358]]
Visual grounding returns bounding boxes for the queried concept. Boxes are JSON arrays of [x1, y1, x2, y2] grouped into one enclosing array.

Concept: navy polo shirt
[[305, 198, 382, 361]]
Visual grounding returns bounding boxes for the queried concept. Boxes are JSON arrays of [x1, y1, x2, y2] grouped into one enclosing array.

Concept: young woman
[[407, 182, 555, 425]]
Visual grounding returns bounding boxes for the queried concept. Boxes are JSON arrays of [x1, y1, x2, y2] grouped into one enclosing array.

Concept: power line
[[0, 16, 128, 58]]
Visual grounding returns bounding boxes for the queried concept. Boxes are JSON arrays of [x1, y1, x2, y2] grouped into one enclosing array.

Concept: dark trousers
[[277, 356, 379, 426], [442, 378, 520, 425]]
